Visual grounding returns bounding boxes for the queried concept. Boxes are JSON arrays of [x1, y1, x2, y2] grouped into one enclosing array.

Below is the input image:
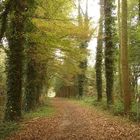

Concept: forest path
[[6, 98, 140, 140]]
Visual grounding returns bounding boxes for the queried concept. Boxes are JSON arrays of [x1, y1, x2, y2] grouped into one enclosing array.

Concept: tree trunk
[[95, 0, 104, 102], [25, 54, 38, 111], [25, 48, 46, 111], [117, 0, 123, 97], [104, 0, 115, 105], [77, 0, 88, 98], [121, 0, 131, 113], [5, 1, 25, 121]]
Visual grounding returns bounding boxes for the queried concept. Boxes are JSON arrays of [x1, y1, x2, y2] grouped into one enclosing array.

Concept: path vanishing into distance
[[6, 98, 140, 140]]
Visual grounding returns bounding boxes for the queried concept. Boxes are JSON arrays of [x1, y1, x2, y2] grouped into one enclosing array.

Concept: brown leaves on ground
[[6, 98, 140, 140]]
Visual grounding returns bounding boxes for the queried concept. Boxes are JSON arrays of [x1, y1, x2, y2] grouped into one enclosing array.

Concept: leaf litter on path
[[5, 98, 140, 140]]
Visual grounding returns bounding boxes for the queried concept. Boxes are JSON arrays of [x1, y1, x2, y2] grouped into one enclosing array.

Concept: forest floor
[[5, 98, 140, 140]]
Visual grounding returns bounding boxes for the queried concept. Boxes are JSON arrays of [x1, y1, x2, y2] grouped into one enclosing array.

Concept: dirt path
[[6, 98, 140, 140]]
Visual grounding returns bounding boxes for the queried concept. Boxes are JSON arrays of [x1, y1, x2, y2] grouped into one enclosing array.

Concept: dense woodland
[[0, 0, 140, 127]]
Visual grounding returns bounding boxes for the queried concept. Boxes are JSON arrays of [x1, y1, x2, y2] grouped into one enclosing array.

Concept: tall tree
[[78, 0, 89, 98], [121, 0, 131, 113], [127, 0, 140, 94], [4, 1, 27, 121], [104, 0, 115, 105], [95, 0, 104, 102], [24, 1, 41, 112], [117, 0, 123, 96]]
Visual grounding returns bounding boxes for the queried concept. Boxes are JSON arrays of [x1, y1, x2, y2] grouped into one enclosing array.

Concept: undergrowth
[[0, 122, 19, 140], [0, 98, 55, 140], [76, 96, 140, 122]]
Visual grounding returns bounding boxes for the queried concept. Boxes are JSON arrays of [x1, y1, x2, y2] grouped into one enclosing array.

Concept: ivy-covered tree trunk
[[24, 1, 44, 112], [25, 45, 47, 111], [35, 63, 46, 105], [104, 0, 115, 105], [78, 50, 87, 98], [78, 0, 89, 98], [95, 0, 104, 102], [25, 52, 38, 111], [117, 0, 123, 97], [121, 0, 131, 113], [5, 1, 26, 121]]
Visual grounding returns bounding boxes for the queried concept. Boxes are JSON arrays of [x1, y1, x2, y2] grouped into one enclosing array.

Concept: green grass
[[24, 102, 55, 120], [0, 122, 19, 140], [74, 96, 140, 122], [73, 96, 107, 108], [74, 96, 123, 113], [0, 99, 55, 140]]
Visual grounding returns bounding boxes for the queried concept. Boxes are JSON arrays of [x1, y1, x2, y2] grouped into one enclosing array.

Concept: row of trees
[[0, 0, 92, 121], [95, 0, 140, 114], [1, 0, 139, 122]]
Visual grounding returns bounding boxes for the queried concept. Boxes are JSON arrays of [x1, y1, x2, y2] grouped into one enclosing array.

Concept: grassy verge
[[0, 122, 19, 140], [0, 98, 55, 140], [74, 96, 140, 122], [24, 100, 55, 120]]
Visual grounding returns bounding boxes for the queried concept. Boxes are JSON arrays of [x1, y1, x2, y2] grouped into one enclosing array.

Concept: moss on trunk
[[5, 2, 25, 121], [104, 0, 115, 105]]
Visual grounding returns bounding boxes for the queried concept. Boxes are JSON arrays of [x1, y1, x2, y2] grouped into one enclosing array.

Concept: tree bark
[[117, 0, 123, 97], [5, 1, 26, 121], [95, 0, 104, 102], [121, 0, 131, 113], [104, 0, 115, 105]]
